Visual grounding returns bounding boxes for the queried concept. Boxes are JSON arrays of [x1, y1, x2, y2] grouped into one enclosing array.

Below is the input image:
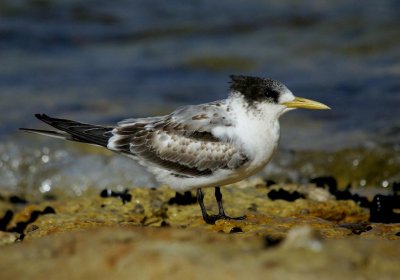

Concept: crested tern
[[21, 75, 330, 224]]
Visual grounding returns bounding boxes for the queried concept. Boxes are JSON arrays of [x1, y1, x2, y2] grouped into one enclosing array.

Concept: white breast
[[213, 96, 282, 177]]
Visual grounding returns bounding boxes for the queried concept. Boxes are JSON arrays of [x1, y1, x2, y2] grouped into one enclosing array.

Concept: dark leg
[[214, 187, 245, 221], [196, 188, 214, 224], [196, 187, 246, 225], [215, 187, 226, 216]]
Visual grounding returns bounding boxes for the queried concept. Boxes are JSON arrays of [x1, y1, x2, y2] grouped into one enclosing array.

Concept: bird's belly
[[152, 147, 276, 192]]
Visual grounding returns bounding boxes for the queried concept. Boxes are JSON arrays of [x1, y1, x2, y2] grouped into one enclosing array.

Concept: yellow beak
[[283, 97, 330, 110]]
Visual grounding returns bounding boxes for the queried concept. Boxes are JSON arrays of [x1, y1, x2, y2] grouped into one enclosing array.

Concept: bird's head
[[229, 75, 330, 116]]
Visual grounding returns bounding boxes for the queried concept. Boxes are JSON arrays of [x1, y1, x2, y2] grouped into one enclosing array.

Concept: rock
[[281, 225, 323, 251], [0, 182, 399, 279], [0, 231, 19, 246]]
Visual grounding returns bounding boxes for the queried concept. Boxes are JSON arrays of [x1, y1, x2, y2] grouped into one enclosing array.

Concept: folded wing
[[108, 102, 248, 177]]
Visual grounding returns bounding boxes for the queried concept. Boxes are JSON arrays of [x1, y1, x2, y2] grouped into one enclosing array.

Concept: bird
[[21, 75, 330, 224]]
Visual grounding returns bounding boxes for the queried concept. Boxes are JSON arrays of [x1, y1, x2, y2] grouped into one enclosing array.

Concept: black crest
[[229, 75, 284, 104]]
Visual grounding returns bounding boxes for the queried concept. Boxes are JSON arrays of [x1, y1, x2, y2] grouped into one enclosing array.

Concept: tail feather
[[20, 114, 114, 147], [19, 128, 70, 140]]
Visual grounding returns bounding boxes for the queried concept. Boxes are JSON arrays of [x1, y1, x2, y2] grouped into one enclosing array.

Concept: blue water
[[0, 0, 399, 193]]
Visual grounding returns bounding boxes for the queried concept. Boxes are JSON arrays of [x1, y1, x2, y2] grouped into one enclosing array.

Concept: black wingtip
[[34, 114, 57, 126]]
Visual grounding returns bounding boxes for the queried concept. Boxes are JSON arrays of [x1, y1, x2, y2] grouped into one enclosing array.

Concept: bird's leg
[[196, 188, 215, 224], [214, 187, 246, 221], [214, 186, 226, 216], [196, 187, 246, 225]]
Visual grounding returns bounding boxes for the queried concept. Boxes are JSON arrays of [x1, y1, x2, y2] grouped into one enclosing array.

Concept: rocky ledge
[[0, 179, 399, 279]]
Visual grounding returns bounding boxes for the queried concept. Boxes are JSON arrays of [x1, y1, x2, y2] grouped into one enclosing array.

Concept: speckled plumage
[[107, 101, 249, 183], [22, 75, 296, 191]]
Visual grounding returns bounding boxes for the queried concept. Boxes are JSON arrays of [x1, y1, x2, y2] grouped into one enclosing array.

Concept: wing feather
[[107, 102, 248, 177]]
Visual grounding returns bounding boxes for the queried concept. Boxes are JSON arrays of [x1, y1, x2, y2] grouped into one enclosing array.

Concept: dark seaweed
[[369, 195, 400, 223], [264, 236, 283, 248], [339, 222, 373, 235], [160, 221, 170, 227], [229, 227, 243, 233], [311, 176, 400, 223], [0, 210, 14, 231], [310, 176, 370, 208], [100, 189, 132, 204], [264, 179, 277, 187], [6, 206, 55, 241], [9, 195, 28, 205], [393, 182, 400, 194], [9, 206, 55, 235], [168, 191, 197, 206], [268, 189, 304, 201]]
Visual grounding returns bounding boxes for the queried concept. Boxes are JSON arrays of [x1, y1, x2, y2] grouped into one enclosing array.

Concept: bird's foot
[[197, 187, 246, 224], [203, 213, 246, 225]]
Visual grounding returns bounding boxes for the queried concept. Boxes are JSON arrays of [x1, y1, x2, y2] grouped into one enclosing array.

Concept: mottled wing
[[165, 101, 232, 137], [108, 102, 248, 177]]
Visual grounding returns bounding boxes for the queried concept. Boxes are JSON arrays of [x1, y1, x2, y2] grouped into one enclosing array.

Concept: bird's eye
[[264, 89, 280, 103]]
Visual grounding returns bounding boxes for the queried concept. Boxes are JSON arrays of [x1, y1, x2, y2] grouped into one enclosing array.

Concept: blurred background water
[[0, 0, 399, 195]]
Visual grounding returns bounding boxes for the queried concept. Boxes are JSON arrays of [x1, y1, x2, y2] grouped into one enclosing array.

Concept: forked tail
[[20, 114, 113, 147]]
